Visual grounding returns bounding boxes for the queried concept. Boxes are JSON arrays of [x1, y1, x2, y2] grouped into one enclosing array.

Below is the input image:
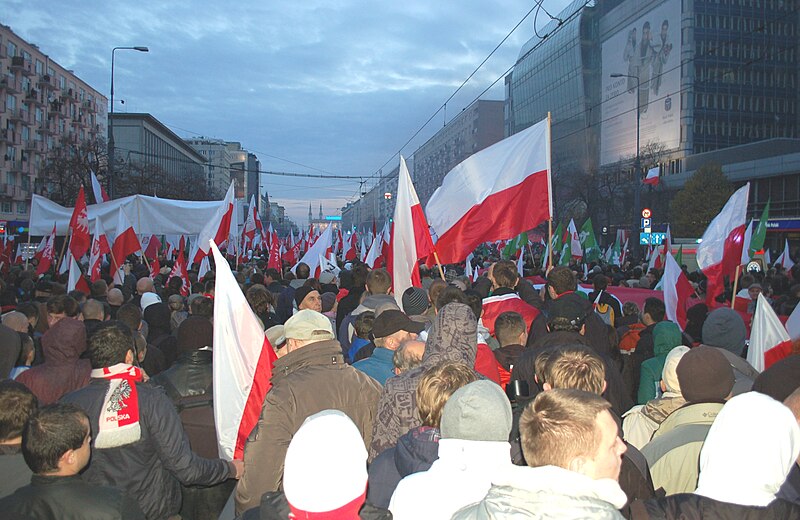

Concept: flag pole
[[546, 112, 554, 273], [432, 251, 446, 281], [56, 227, 71, 277], [548, 220, 553, 273], [730, 264, 741, 309], [24, 230, 31, 270]]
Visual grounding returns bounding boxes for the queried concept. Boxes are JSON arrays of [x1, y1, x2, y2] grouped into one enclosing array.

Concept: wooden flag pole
[[55, 227, 72, 275], [730, 264, 741, 309], [432, 250, 446, 281], [547, 220, 554, 273]]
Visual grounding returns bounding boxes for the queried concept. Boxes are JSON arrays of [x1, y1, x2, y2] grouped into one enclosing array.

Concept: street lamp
[[611, 72, 641, 261], [109, 46, 148, 198]]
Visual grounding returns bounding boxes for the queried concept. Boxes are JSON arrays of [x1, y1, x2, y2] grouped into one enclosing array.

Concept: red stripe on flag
[[233, 336, 277, 460], [705, 224, 746, 306], [433, 169, 550, 264], [764, 339, 794, 370]]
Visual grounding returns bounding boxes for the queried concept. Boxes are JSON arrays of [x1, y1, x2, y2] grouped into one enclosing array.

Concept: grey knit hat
[[402, 287, 430, 316], [702, 307, 747, 356], [440, 380, 512, 442]]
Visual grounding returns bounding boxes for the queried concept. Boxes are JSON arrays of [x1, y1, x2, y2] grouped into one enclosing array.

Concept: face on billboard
[[600, 0, 681, 166]]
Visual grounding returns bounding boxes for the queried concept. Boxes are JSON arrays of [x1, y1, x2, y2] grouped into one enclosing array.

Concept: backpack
[[593, 291, 616, 327], [619, 323, 646, 352]]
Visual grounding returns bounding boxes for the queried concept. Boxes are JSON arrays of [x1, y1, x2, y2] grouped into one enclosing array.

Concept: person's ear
[[568, 456, 586, 474], [60, 448, 76, 468], [547, 286, 558, 300], [125, 350, 134, 365], [543, 382, 552, 392], [579, 324, 586, 335], [602, 380, 608, 395]]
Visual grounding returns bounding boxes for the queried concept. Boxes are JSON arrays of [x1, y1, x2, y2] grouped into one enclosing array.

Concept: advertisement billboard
[[600, 0, 681, 165]]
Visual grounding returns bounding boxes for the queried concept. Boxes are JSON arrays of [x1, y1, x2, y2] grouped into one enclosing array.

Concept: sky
[[3, 0, 571, 225]]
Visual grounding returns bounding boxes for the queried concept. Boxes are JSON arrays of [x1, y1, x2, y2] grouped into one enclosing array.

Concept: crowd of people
[[1, 249, 799, 519]]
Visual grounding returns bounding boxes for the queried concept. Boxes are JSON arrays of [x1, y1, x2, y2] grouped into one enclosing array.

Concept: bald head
[[136, 277, 154, 295], [82, 299, 105, 321], [2, 311, 29, 333], [107, 288, 124, 306]]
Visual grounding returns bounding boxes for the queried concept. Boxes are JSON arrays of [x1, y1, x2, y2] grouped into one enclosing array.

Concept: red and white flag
[[193, 182, 235, 264], [36, 223, 57, 276], [344, 232, 358, 261], [111, 209, 142, 282], [68, 186, 91, 261], [365, 232, 383, 268], [14, 243, 23, 265], [211, 240, 277, 460], [169, 246, 190, 297], [480, 293, 540, 337], [242, 195, 258, 251], [149, 256, 161, 280], [568, 219, 582, 260], [67, 253, 90, 294], [774, 239, 795, 270], [267, 237, 282, 271], [88, 220, 110, 282], [643, 166, 660, 186], [696, 183, 749, 306], [662, 252, 694, 330], [425, 118, 552, 264], [387, 156, 435, 307], [292, 224, 333, 277], [143, 234, 161, 260], [748, 293, 793, 372], [90, 170, 111, 204]]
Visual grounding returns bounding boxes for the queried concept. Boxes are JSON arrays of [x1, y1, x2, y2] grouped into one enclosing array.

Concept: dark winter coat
[[16, 318, 90, 404], [367, 425, 440, 508], [61, 378, 232, 520], [630, 493, 800, 519], [0, 474, 145, 520]]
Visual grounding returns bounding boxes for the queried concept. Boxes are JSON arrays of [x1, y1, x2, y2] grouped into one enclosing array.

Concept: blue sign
[[641, 218, 651, 229], [649, 232, 667, 245], [325, 216, 342, 221], [640, 233, 651, 245]]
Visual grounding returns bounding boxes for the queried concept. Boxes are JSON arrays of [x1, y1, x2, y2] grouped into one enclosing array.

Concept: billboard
[[600, 0, 681, 165]]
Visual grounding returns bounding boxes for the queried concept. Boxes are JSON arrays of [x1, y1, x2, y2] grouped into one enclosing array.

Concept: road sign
[[644, 227, 652, 234], [641, 218, 651, 229], [649, 232, 667, 245], [642, 208, 652, 218], [640, 233, 651, 245]]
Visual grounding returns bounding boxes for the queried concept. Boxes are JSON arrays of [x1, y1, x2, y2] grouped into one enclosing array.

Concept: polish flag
[[110, 209, 142, 279], [68, 187, 91, 261], [193, 182, 235, 264], [568, 219, 582, 260], [90, 170, 111, 204], [387, 156, 435, 306], [292, 224, 333, 277], [662, 251, 694, 330], [144, 235, 161, 260], [748, 293, 794, 372], [88, 220, 111, 282], [14, 243, 23, 265], [774, 239, 795, 270], [36, 223, 57, 276], [344, 232, 358, 261], [643, 166, 660, 186], [67, 253, 90, 294], [696, 183, 749, 306], [211, 240, 277, 460], [242, 195, 258, 250], [425, 118, 552, 264], [480, 293, 540, 337]]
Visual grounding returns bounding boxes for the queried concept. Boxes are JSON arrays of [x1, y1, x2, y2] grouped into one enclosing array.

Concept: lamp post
[[109, 46, 148, 198], [611, 72, 641, 261]]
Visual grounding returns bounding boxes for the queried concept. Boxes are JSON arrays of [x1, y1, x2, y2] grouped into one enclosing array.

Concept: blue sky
[[3, 0, 569, 224]]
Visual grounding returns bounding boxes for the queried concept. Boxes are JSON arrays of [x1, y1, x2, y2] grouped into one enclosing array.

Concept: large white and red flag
[[90, 170, 111, 204], [110, 209, 142, 282], [643, 166, 660, 186], [696, 183, 749, 305], [88, 220, 111, 282], [211, 240, 277, 460], [193, 182, 235, 264], [662, 251, 694, 330], [748, 293, 793, 372], [36, 223, 57, 276], [425, 118, 551, 264], [364, 234, 383, 268], [143, 234, 161, 260], [242, 195, 258, 251], [67, 253, 90, 294], [344, 232, 358, 261], [774, 239, 795, 270], [68, 186, 91, 261], [291, 224, 333, 277], [387, 156, 435, 307]]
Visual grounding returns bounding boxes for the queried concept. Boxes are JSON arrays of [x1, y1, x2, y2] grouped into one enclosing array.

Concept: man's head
[[541, 345, 606, 395], [2, 311, 29, 333], [641, 297, 666, 326], [702, 307, 747, 356], [416, 362, 478, 428], [366, 269, 392, 295], [0, 380, 38, 444], [295, 262, 310, 280], [748, 283, 762, 300], [353, 311, 375, 340], [491, 260, 519, 290], [116, 303, 142, 332], [440, 380, 513, 442], [402, 287, 430, 317], [107, 288, 124, 307], [266, 325, 287, 358], [547, 297, 589, 334], [82, 299, 105, 322], [547, 267, 578, 298], [90, 279, 108, 299], [22, 403, 91, 476], [371, 310, 424, 351], [495, 312, 527, 347], [593, 274, 609, 292], [87, 321, 135, 369], [434, 286, 468, 312], [46, 295, 80, 325], [676, 345, 735, 403], [284, 309, 335, 352], [393, 339, 425, 375], [136, 277, 155, 295], [520, 389, 626, 481], [189, 296, 213, 318], [294, 287, 322, 313]]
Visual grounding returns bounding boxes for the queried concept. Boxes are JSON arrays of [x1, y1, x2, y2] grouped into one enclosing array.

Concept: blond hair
[[542, 345, 605, 395]]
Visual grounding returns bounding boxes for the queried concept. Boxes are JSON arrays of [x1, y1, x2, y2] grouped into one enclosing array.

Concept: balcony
[[8, 107, 30, 124], [37, 74, 54, 90], [10, 57, 33, 76], [39, 121, 55, 135], [0, 76, 20, 94], [13, 186, 29, 200], [26, 88, 44, 106], [24, 140, 44, 154], [7, 161, 23, 173], [0, 129, 13, 144], [82, 100, 96, 112]]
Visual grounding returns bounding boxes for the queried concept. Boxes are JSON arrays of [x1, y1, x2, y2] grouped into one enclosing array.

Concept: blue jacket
[[353, 347, 395, 385]]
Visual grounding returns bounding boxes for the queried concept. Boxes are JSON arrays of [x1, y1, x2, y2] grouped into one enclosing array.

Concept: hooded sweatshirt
[[16, 318, 90, 404], [637, 321, 682, 404], [0, 324, 21, 379], [368, 303, 477, 461], [694, 392, 800, 507]]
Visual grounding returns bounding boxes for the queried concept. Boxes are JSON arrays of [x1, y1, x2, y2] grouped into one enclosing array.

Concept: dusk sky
[[3, 0, 571, 225]]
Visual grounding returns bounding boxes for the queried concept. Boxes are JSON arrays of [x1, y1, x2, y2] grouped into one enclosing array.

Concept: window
[[6, 173, 15, 185], [1, 202, 11, 213], [6, 41, 16, 57], [35, 60, 43, 75], [16, 201, 26, 215]]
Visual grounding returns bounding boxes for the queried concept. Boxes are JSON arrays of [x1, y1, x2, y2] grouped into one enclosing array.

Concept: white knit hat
[[283, 410, 367, 514], [140, 292, 162, 312]]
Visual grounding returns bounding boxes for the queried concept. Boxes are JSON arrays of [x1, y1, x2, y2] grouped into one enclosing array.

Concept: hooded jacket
[[0, 324, 21, 379], [637, 322, 683, 404], [368, 303, 478, 461], [16, 318, 90, 404], [235, 339, 382, 515], [366, 426, 440, 508], [451, 465, 627, 520]]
